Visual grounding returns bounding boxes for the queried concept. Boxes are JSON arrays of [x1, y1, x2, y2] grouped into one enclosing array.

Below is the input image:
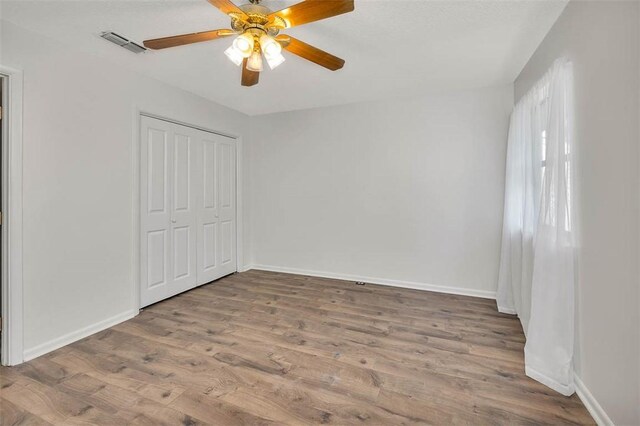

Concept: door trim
[[0, 65, 24, 366], [132, 110, 244, 310]]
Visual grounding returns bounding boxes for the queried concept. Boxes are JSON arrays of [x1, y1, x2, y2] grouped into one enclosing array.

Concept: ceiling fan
[[143, 0, 355, 87]]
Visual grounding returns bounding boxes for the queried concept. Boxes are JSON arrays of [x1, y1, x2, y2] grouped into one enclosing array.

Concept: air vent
[[100, 31, 147, 53], [121, 42, 147, 54]]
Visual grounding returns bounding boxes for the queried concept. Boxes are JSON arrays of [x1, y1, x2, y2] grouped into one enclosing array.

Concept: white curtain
[[497, 58, 575, 396]]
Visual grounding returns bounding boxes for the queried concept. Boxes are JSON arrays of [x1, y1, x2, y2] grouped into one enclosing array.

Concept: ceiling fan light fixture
[[142, 0, 354, 87], [232, 33, 254, 58], [224, 45, 244, 66], [266, 52, 286, 70], [260, 34, 282, 59], [246, 50, 264, 72]]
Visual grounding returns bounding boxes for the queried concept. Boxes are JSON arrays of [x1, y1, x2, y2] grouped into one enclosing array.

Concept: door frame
[[0, 65, 24, 366], [132, 110, 244, 310]]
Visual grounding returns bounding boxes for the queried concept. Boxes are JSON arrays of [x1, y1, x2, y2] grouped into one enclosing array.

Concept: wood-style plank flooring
[[1, 270, 594, 425]]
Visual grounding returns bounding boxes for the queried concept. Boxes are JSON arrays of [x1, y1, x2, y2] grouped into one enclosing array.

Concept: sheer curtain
[[497, 58, 575, 396]]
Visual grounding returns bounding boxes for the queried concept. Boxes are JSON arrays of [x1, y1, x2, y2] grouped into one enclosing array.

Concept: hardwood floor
[[1, 270, 594, 425]]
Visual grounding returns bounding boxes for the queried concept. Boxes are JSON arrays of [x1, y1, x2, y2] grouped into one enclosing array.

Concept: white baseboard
[[574, 373, 614, 426], [238, 264, 253, 273], [247, 264, 496, 299], [23, 309, 138, 362], [497, 305, 517, 315]]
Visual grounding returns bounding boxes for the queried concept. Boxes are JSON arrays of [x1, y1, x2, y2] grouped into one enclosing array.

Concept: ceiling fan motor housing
[[232, 3, 280, 36]]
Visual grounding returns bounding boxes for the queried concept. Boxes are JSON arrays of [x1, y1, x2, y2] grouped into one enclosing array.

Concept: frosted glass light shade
[[260, 34, 282, 59], [246, 50, 263, 72], [266, 52, 285, 70], [224, 46, 244, 66], [233, 33, 254, 58]]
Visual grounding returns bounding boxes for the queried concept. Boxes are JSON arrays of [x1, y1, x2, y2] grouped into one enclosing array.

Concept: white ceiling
[[0, 0, 567, 115]]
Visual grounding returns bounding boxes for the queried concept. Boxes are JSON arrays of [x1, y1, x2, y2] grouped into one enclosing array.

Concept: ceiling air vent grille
[[100, 31, 147, 53]]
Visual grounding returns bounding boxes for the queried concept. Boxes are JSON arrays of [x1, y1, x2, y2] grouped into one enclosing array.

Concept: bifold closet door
[[197, 134, 237, 284], [140, 117, 198, 307], [140, 116, 237, 307]]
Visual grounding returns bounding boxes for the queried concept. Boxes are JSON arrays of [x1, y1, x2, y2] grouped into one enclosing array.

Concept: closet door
[[169, 124, 198, 295], [197, 132, 237, 283], [140, 116, 197, 307]]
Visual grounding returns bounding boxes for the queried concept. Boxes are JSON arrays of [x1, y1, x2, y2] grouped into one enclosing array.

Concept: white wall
[[249, 86, 513, 297], [515, 1, 639, 424], [0, 20, 252, 358]]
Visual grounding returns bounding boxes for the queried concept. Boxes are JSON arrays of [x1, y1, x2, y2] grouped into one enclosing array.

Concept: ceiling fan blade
[[206, 0, 248, 18], [143, 29, 235, 50], [241, 58, 260, 86], [268, 0, 354, 28], [276, 35, 345, 71]]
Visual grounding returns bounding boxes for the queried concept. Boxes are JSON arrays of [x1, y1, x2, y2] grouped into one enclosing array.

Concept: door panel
[[173, 226, 191, 279], [141, 116, 236, 307], [141, 120, 172, 305], [203, 140, 217, 209], [196, 135, 219, 283], [202, 223, 217, 271], [148, 129, 167, 214], [221, 220, 232, 264], [216, 140, 237, 276], [197, 133, 236, 283], [220, 143, 232, 208], [170, 129, 197, 295], [196, 135, 217, 283], [173, 133, 191, 212], [147, 230, 166, 288]]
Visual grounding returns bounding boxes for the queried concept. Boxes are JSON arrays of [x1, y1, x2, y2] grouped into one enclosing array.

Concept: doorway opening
[[1, 66, 24, 366]]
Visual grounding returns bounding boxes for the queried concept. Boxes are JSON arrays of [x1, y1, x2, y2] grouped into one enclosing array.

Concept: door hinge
[[0, 316, 3, 332], [0, 211, 3, 226], [0, 106, 3, 120]]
